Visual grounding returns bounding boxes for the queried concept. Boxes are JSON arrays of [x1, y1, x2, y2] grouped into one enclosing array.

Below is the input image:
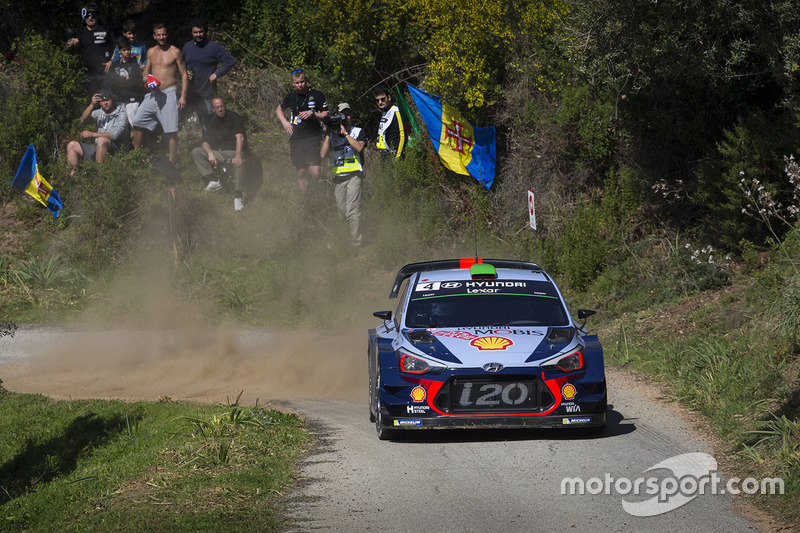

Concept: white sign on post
[[528, 190, 536, 230]]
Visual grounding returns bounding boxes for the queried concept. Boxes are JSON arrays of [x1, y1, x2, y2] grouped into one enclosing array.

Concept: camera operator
[[320, 103, 367, 247]]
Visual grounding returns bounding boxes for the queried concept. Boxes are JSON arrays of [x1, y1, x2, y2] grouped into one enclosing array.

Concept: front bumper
[[377, 370, 607, 431], [381, 410, 607, 430]]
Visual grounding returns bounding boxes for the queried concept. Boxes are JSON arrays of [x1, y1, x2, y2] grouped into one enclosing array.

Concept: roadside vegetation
[[0, 394, 307, 531], [1, 0, 800, 527]]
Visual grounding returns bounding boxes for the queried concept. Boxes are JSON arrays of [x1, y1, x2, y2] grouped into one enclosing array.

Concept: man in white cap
[[321, 103, 367, 247]]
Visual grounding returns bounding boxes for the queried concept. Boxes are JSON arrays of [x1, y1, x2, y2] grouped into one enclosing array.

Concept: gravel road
[[0, 325, 779, 532]]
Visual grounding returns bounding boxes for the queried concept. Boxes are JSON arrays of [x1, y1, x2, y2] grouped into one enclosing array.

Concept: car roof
[[390, 259, 547, 298], [417, 268, 551, 283]]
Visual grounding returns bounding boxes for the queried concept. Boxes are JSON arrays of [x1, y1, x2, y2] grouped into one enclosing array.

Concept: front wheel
[[375, 396, 398, 440], [368, 366, 376, 423]]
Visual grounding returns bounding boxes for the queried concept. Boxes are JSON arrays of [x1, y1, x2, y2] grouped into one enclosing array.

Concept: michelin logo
[[562, 417, 592, 425], [394, 420, 423, 426]]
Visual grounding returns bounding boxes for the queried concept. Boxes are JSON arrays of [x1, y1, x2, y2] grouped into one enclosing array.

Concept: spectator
[[131, 23, 188, 163], [275, 69, 328, 192], [109, 19, 146, 69], [66, 91, 129, 174], [181, 18, 236, 127], [106, 37, 146, 127], [65, 3, 115, 97], [191, 96, 250, 211], [373, 86, 405, 160], [320, 103, 367, 246]]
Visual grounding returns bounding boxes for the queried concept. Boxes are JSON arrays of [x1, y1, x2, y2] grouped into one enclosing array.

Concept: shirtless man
[[131, 23, 188, 162]]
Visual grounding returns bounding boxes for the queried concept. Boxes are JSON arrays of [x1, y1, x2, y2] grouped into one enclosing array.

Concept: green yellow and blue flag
[[12, 144, 63, 219], [408, 85, 495, 190]]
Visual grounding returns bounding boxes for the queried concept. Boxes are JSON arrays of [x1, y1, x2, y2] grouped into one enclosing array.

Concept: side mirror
[[373, 310, 392, 321], [577, 309, 596, 329]]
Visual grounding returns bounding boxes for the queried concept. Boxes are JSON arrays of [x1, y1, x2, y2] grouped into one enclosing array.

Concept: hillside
[[1, 0, 799, 525]]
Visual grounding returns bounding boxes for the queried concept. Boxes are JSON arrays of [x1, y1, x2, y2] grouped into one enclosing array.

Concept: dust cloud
[[2, 324, 368, 404], [1, 149, 505, 405]]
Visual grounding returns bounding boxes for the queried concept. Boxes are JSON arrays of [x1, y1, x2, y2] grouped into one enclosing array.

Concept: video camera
[[323, 111, 347, 127]]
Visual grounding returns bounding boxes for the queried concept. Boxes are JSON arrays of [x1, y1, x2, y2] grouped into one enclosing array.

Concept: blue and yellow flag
[[12, 144, 63, 219], [408, 85, 495, 190]]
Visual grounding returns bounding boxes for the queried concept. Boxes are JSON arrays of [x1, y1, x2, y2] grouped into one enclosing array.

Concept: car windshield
[[404, 293, 569, 328]]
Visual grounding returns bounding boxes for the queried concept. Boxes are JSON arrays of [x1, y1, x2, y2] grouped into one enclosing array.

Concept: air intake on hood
[[407, 330, 435, 344], [548, 327, 574, 342]]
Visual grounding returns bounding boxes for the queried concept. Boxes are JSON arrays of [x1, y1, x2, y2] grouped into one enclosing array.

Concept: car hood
[[400, 327, 576, 367]]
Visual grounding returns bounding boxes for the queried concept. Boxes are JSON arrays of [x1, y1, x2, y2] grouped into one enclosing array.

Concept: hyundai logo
[[482, 362, 504, 373]]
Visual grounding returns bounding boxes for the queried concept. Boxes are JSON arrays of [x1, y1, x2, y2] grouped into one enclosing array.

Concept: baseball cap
[[98, 91, 111, 101], [146, 74, 161, 90], [337, 103, 351, 113]]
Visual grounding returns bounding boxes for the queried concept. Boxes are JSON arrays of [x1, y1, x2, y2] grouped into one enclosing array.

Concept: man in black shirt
[[275, 69, 328, 192], [105, 37, 146, 127], [66, 3, 115, 98], [182, 17, 237, 128], [191, 96, 249, 211]]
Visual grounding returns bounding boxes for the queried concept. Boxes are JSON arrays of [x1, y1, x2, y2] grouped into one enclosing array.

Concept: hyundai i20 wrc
[[368, 259, 607, 440]]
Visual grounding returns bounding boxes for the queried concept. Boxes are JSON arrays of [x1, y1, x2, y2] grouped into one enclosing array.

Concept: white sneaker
[[234, 198, 244, 211], [205, 180, 222, 192]]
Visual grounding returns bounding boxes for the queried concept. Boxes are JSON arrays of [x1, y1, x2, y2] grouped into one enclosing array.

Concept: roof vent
[[470, 263, 496, 280]]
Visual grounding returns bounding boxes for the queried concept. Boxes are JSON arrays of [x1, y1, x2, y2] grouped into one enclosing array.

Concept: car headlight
[[398, 349, 447, 374], [541, 348, 584, 372]]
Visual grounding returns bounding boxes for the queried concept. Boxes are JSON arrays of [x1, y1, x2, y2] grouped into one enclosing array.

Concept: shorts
[[289, 136, 322, 168], [80, 141, 120, 160], [131, 86, 179, 133], [122, 101, 140, 127]]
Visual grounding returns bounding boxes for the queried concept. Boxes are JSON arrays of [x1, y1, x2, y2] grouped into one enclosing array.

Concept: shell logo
[[410, 386, 426, 402], [469, 336, 514, 351], [562, 383, 577, 400]]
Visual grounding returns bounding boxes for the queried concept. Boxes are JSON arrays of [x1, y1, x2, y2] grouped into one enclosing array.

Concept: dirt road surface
[[0, 325, 780, 531]]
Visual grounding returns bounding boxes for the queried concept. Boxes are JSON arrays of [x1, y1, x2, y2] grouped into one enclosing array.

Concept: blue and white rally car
[[368, 259, 607, 440]]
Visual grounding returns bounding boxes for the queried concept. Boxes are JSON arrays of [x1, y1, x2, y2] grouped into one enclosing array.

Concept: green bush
[[553, 198, 618, 291], [366, 144, 444, 240], [695, 112, 797, 249], [0, 33, 83, 200], [555, 84, 617, 171], [57, 150, 152, 267]]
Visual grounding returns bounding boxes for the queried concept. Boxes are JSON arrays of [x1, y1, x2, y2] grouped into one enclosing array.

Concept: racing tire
[[585, 391, 608, 436], [375, 397, 398, 441], [368, 372, 376, 423], [367, 351, 378, 422]]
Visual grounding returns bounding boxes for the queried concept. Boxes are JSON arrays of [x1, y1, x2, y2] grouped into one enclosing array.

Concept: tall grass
[[14, 254, 83, 290], [743, 415, 800, 480]]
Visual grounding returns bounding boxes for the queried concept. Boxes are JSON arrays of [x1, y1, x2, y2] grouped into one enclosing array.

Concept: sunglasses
[[291, 68, 303, 75], [84, 12, 97, 19], [375, 96, 387, 103]]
